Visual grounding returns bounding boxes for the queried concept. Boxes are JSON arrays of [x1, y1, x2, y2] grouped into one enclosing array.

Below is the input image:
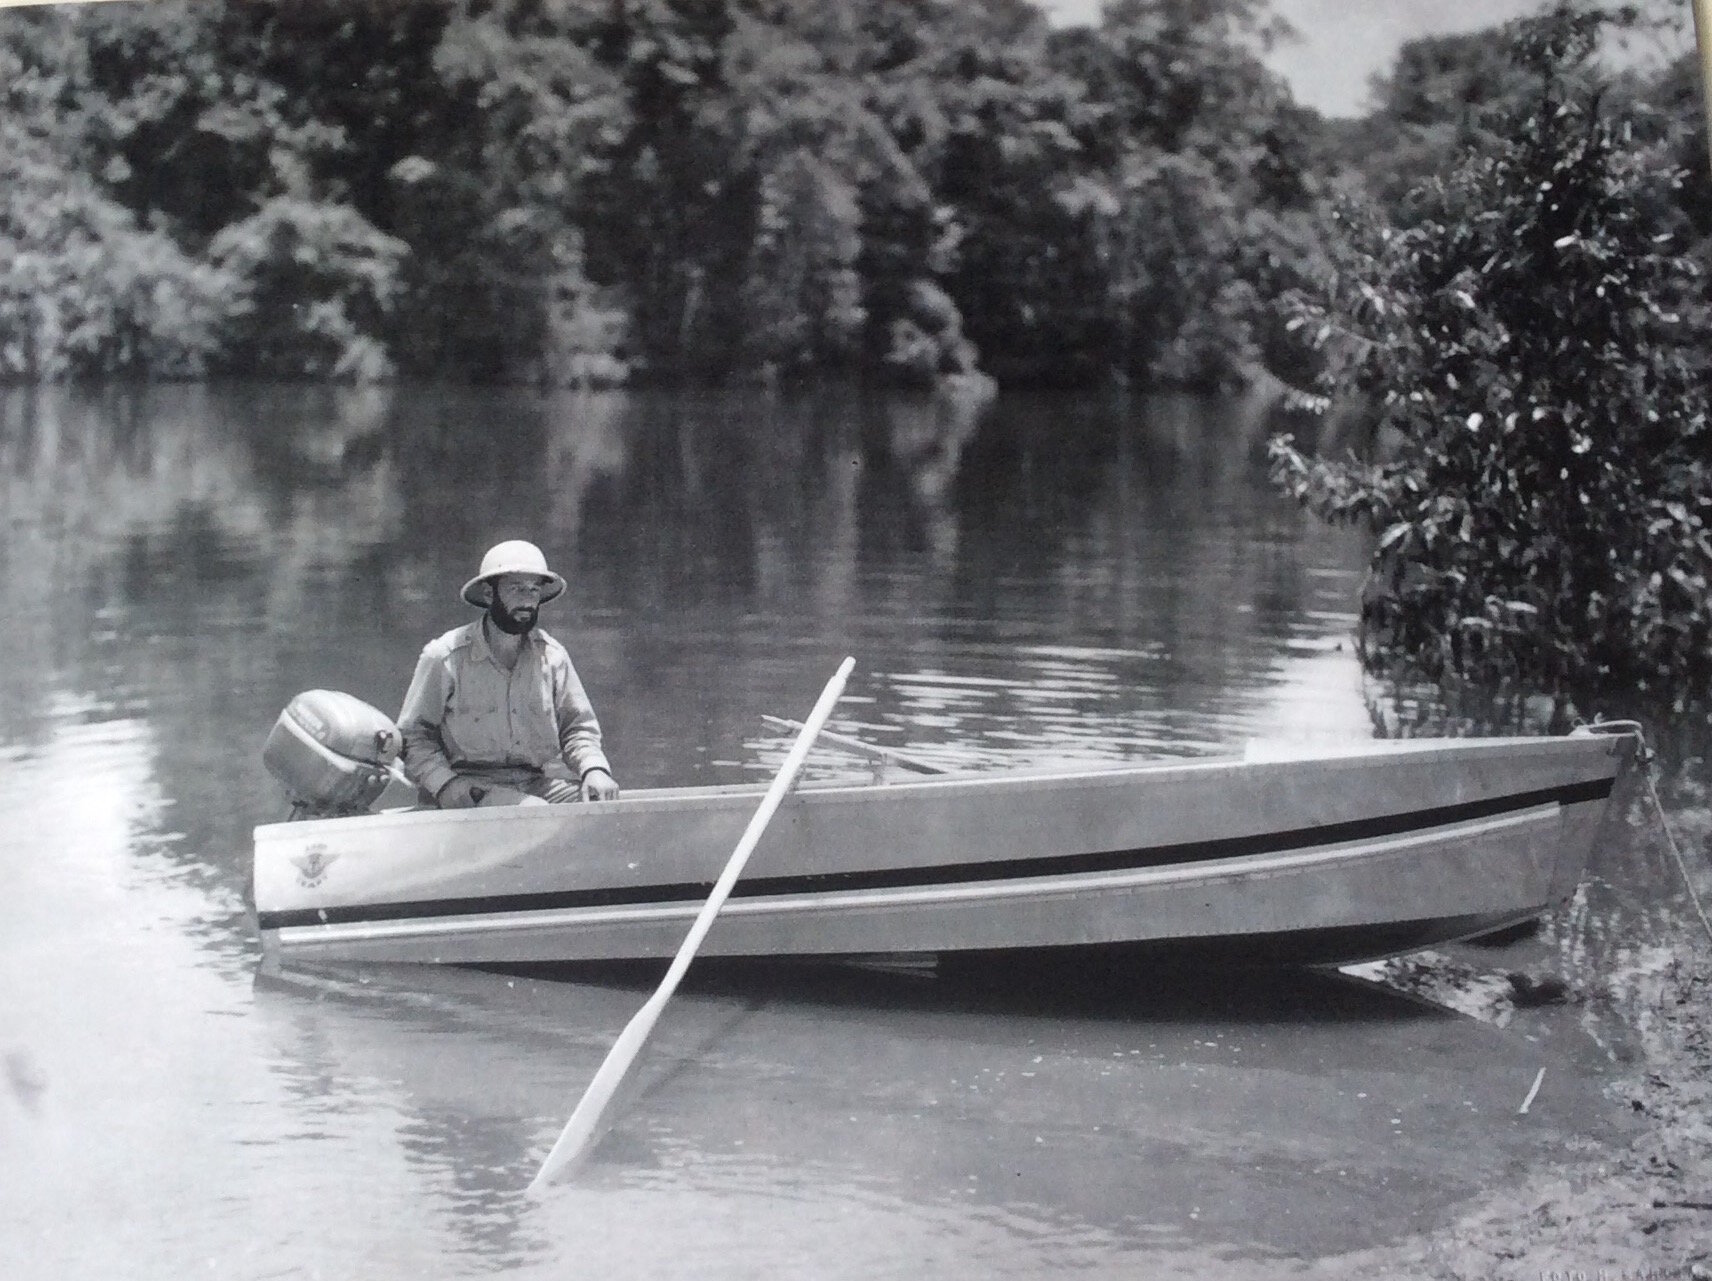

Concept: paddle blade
[[529, 992, 668, 1190]]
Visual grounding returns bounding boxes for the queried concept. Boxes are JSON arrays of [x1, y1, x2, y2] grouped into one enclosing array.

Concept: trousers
[[420, 764, 581, 807]]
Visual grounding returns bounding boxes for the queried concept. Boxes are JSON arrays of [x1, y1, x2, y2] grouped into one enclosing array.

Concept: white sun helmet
[[461, 539, 567, 607]]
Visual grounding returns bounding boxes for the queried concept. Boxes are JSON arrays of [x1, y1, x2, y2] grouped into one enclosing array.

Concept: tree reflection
[[0, 378, 1377, 831]]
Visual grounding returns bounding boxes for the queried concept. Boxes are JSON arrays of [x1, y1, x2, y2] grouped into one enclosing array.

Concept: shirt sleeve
[[553, 653, 613, 781], [397, 644, 459, 799]]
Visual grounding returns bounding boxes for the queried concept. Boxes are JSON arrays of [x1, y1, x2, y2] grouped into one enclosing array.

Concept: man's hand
[[581, 767, 620, 802], [436, 776, 486, 809]]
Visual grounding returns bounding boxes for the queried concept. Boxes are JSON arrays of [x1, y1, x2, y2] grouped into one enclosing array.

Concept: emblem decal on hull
[[292, 845, 338, 888]]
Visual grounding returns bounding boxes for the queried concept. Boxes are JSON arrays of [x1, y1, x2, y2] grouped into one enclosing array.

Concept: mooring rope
[[1640, 764, 1712, 949], [1579, 719, 1712, 948], [1622, 726, 1712, 945]]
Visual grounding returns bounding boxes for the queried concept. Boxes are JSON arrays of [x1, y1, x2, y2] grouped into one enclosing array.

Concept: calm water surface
[[0, 382, 1680, 1277]]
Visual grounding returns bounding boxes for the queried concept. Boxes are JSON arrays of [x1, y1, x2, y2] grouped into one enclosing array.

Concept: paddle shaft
[[529, 656, 857, 1188]]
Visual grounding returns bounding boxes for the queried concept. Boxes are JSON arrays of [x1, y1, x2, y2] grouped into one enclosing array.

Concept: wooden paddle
[[528, 656, 857, 1189]]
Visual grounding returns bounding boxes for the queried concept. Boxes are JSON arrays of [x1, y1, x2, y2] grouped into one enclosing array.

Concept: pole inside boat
[[528, 657, 857, 1190], [760, 714, 947, 775]]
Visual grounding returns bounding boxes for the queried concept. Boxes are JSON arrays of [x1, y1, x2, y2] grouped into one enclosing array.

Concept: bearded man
[[397, 540, 621, 808]]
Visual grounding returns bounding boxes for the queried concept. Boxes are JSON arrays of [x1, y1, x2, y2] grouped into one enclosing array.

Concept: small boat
[[251, 691, 1641, 970]]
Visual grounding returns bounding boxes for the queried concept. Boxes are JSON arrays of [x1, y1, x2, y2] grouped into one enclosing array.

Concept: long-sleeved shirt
[[396, 620, 612, 800]]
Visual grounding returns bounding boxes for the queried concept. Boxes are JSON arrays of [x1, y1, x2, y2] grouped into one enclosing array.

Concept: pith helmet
[[461, 540, 567, 607]]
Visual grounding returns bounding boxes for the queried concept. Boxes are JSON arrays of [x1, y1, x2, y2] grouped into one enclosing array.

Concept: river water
[[0, 381, 1690, 1277]]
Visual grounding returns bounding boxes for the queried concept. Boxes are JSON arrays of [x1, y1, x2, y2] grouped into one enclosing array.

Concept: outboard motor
[[262, 689, 405, 819]]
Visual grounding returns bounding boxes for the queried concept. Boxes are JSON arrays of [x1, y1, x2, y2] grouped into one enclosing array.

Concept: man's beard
[[487, 599, 538, 635]]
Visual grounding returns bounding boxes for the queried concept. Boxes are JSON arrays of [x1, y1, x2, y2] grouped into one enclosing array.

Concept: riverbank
[[1325, 788, 1712, 1281], [1377, 952, 1712, 1279]]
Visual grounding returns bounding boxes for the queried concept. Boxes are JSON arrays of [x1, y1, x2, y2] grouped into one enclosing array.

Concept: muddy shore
[[1326, 792, 1712, 1280], [1360, 953, 1712, 1280]]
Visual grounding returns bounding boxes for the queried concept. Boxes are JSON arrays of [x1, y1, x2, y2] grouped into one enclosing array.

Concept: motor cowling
[[262, 689, 403, 817]]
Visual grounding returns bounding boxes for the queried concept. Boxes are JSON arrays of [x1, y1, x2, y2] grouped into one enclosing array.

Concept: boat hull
[[253, 732, 1636, 969]]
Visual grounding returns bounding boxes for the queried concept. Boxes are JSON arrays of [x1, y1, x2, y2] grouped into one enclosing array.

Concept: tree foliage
[[0, 0, 1327, 387], [0, 11, 237, 379], [1270, 5, 1712, 721]]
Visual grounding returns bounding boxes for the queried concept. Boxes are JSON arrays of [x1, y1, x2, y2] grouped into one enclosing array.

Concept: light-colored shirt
[[396, 619, 611, 799]]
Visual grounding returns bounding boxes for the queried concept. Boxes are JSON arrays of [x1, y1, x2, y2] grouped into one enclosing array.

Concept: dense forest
[[3, 0, 1697, 394]]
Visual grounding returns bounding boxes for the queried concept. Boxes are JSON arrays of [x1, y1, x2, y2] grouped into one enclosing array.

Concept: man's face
[[488, 574, 548, 635]]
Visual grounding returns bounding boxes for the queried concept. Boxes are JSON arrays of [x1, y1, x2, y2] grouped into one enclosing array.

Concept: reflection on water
[[238, 955, 1625, 1278], [1, 380, 1667, 1277], [0, 380, 1375, 805]]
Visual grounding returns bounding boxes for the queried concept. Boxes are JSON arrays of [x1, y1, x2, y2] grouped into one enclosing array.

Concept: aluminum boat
[[253, 726, 1638, 969]]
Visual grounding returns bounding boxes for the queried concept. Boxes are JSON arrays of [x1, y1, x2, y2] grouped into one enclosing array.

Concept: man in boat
[[396, 540, 621, 808]]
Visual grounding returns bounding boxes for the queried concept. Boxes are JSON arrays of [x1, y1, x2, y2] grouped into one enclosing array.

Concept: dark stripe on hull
[[258, 775, 1613, 932]]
